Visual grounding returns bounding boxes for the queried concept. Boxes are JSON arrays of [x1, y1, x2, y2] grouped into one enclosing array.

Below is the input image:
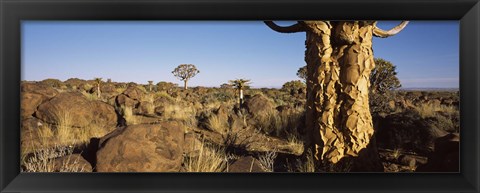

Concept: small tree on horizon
[[172, 64, 200, 90], [148, 80, 154, 92], [94, 77, 102, 98], [229, 79, 251, 107]]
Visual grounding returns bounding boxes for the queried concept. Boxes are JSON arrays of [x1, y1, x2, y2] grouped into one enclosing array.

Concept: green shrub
[[281, 80, 306, 95]]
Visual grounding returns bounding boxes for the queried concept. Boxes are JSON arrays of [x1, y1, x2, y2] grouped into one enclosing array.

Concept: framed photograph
[[1, 0, 479, 192]]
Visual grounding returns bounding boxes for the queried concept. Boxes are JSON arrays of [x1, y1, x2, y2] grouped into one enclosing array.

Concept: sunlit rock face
[[96, 122, 185, 172]]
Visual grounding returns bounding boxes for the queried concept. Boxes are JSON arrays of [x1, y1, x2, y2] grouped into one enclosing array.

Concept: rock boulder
[[244, 94, 275, 116], [21, 82, 59, 99], [228, 156, 266, 172], [96, 122, 185, 172], [21, 92, 47, 118], [123, 86, 146, 101], [35, 92, 117, 128]]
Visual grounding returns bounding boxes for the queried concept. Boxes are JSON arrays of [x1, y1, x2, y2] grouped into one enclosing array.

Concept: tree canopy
[[172, 64, 200, 89], [229, 79, 251, 90], [370, 58, 402, 94], [296, 66, 307, 82]]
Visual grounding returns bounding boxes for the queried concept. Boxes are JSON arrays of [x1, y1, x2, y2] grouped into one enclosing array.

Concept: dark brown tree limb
[[373, 21, 409, 38], [264, 21, 305, 33]]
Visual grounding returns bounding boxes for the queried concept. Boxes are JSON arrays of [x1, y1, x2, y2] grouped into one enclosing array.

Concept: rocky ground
[[20, 79, 459, 172]]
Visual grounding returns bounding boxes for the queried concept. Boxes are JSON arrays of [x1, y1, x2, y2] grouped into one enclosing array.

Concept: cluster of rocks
[[380, 133, 459, 172], [21, 81, 306, 172], [20, 80, 460, 172]]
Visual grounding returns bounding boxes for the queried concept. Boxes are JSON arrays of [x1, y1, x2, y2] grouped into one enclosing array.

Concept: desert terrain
[[20, 77, 459, 172]]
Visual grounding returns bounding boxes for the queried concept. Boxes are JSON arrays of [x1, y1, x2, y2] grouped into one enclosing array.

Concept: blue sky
[[21, 21, 459, 88]]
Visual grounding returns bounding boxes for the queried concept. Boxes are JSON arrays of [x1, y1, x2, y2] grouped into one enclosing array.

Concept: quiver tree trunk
[[97, 84, 101, 98], [306, 21, 380, 171], [265, 20, 408, 171], [239, 89, 244, 106]]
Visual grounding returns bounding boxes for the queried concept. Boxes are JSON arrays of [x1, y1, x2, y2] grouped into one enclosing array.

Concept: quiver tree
[[172, 64, 200, 90], [94, 77, 102, 98], [229, 79, 251, 107], [148, 81, 154, 92], [265, 21, 408, 171]]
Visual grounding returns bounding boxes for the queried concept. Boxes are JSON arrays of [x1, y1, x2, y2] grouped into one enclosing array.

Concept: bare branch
[[373, 21, 409, 38], [264, 21, 305, 33]]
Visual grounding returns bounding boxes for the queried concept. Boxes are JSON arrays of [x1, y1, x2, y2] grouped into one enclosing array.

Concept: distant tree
[[296, 66, 307, 82], [370, 58, 402, 94], [369, 58, 402, 114], [148, 81, 154, 92], [172, 64, 200, 90], [107, 78, 112, 84], [94, 77, 102, 98], [229, 79, 251, 106]]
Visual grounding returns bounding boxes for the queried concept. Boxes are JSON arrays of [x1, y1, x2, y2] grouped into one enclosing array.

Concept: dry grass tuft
[[163, 104, 197, 127], [22, 145, 86, 172], [254, 106, 305, 137], [286, 132, 305, 156], [36, 124, 54, 147], [119, 105, 136, 125], [154, 91, 175, 102], [52, 108, 76, 145], [257, 150, 277, 172], [183, 141, 227, 172], [296, 149, 316, 172], [207, 114, 229, 134], [81, 90, 99, 101], [254, 108, 281, 135], [415, 103, 457, 118], [115, 87, 126, 93], [34, 107, 112, 149]]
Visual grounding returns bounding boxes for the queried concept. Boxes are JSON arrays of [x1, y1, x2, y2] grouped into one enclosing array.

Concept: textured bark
[[302, 21, 376, 166], [265, 21, 406, 171]]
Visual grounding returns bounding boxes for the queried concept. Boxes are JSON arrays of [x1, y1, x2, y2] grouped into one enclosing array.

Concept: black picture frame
[[1, 0, 479, 192]]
